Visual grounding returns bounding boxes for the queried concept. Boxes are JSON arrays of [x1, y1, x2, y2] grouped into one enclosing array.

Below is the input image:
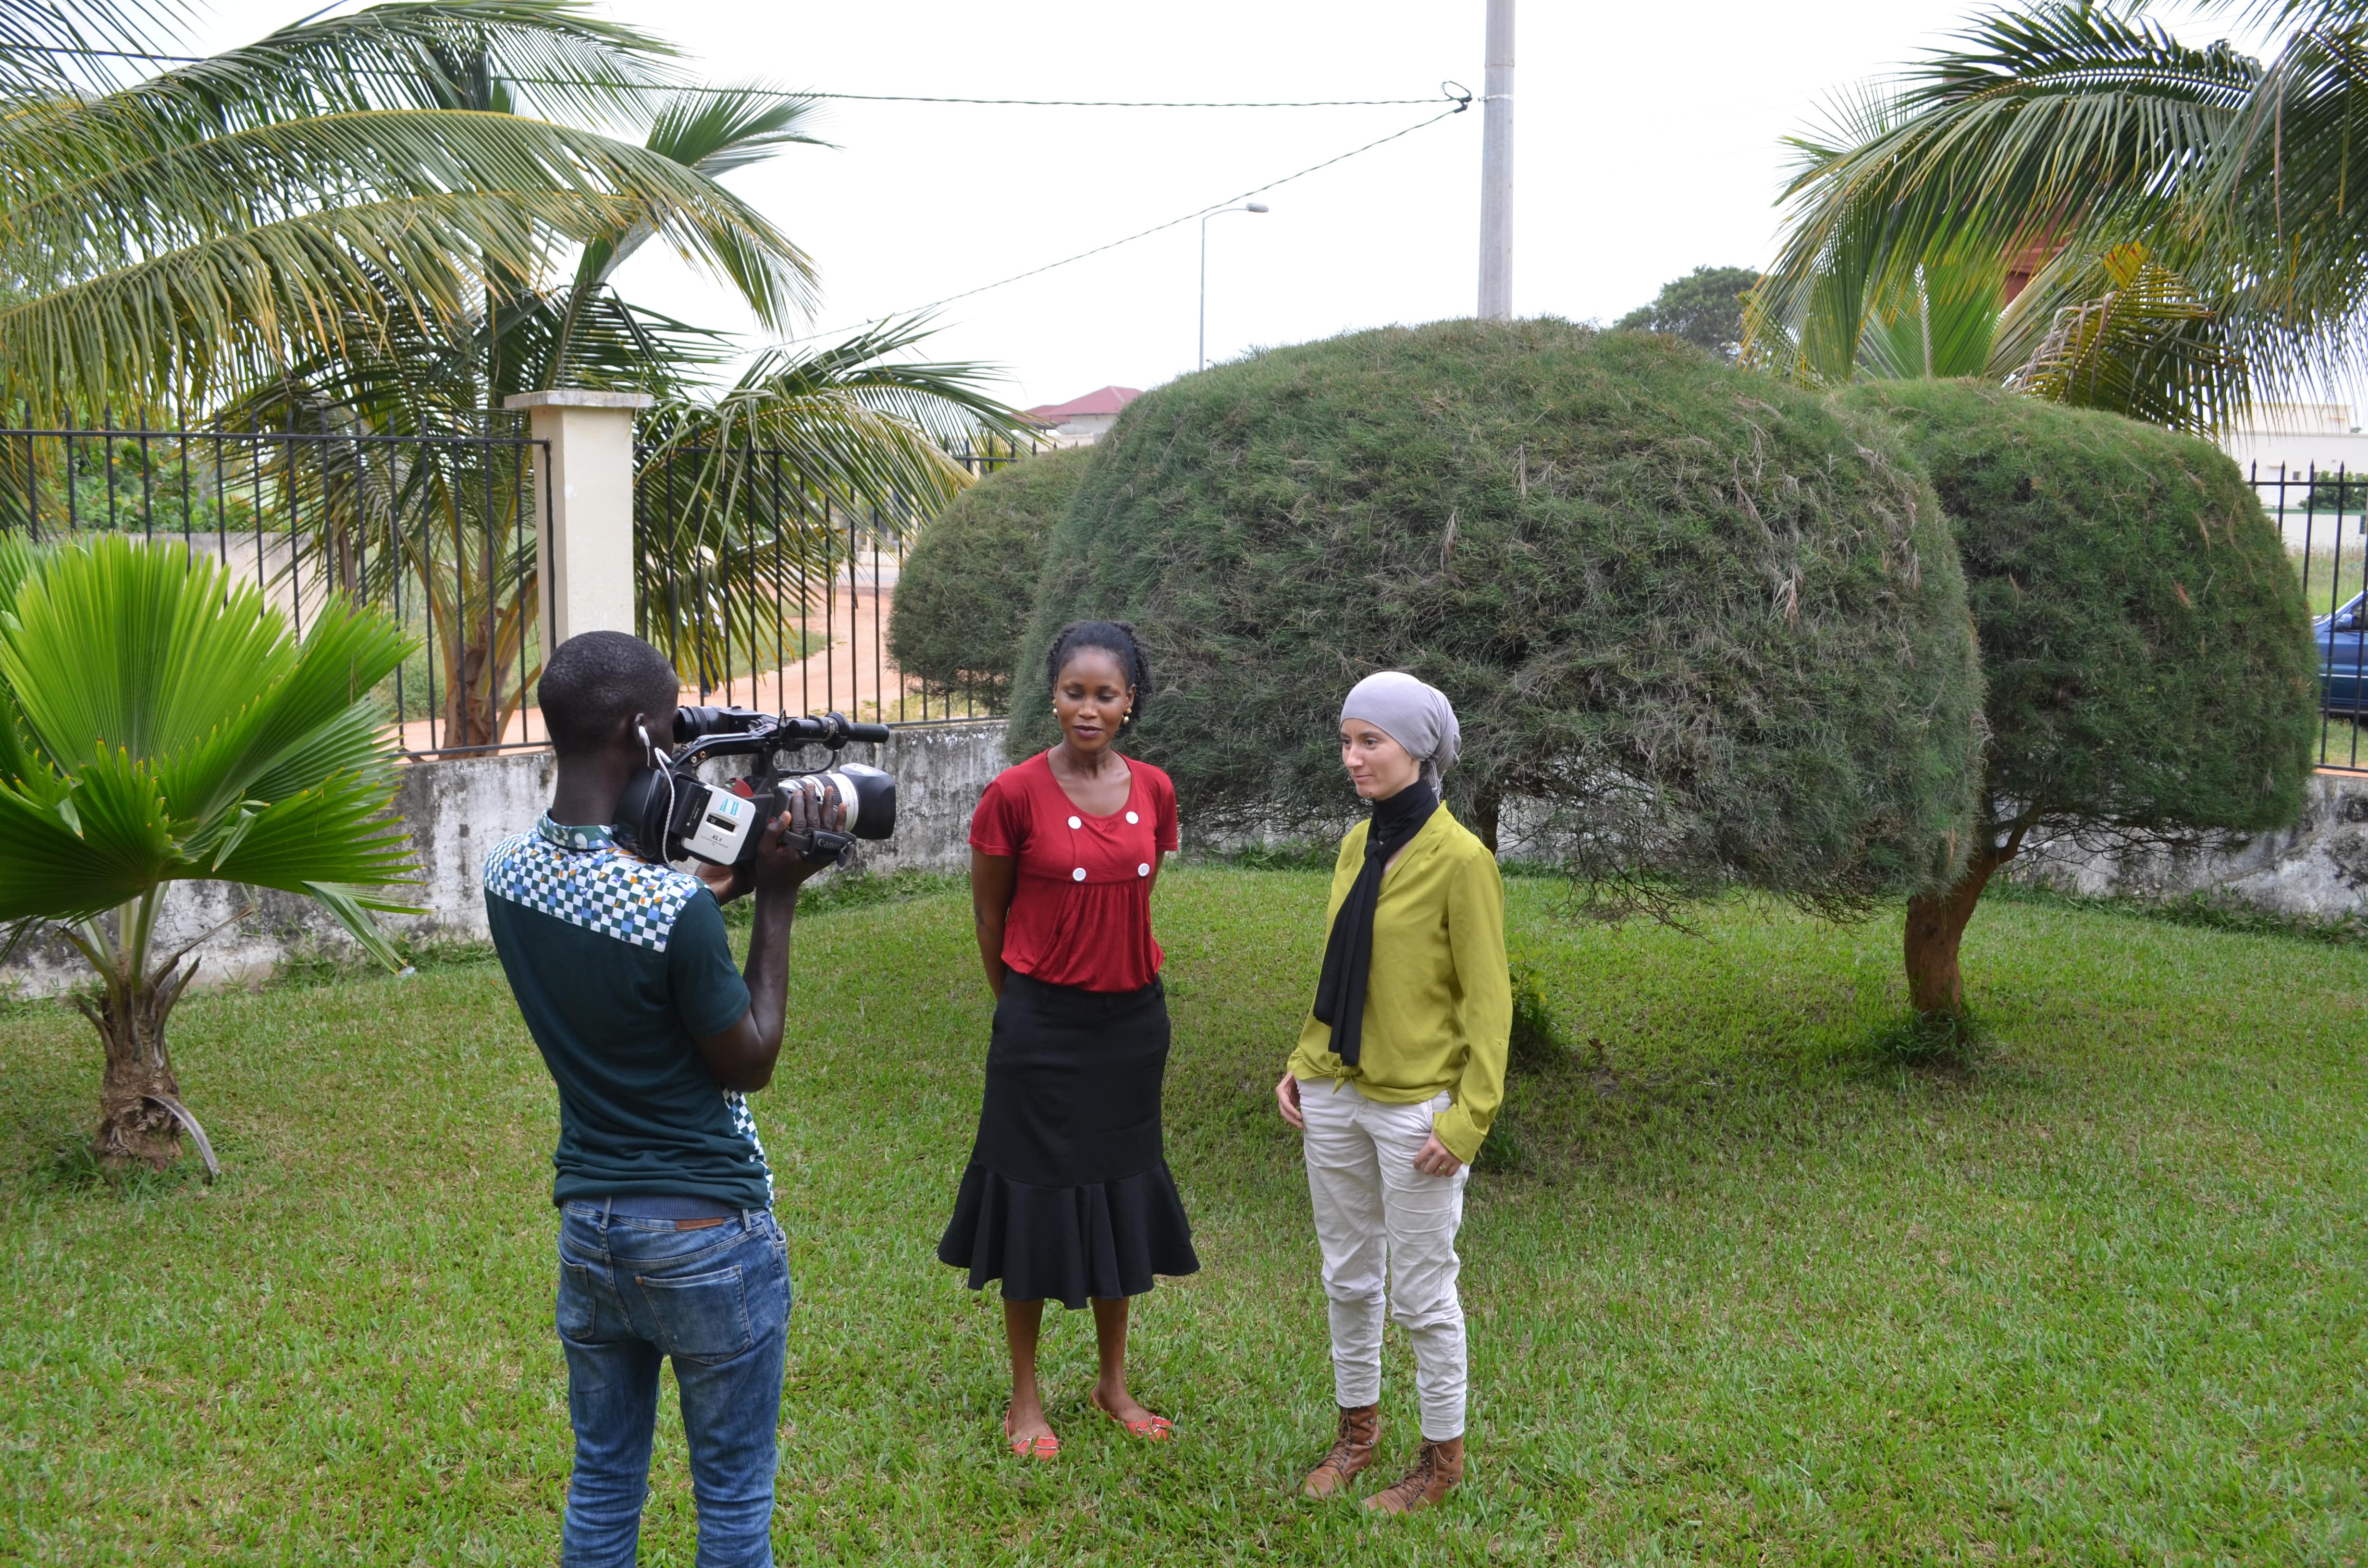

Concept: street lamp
[[1199, 201, 1270, 371]]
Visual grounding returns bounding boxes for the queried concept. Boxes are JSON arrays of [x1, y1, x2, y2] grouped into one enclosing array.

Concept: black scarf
[[1310, 779, 1438, 1065]]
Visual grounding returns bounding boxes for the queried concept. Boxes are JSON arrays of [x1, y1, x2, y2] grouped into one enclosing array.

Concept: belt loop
[[600, 1194, 613, 1233]]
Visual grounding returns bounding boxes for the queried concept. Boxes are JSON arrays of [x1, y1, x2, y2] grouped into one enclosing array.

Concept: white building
[[2218, 402, 2368, 481], [2220, 404, 2368, 551]]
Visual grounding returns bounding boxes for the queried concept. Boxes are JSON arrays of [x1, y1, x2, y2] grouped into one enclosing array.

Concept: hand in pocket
[[1411, 1130, 1463, 1177]]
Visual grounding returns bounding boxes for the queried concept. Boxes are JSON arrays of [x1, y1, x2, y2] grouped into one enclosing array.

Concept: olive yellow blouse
[[1288, 806, 1510, 1163]]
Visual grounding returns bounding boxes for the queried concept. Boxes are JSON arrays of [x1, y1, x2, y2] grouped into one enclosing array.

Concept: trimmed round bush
[[1013, 319, 1986, 909], [1841, 380, 2318, 1011], [889, 445, 1091, 712]]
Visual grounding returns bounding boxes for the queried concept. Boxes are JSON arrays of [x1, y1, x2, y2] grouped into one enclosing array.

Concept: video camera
[[616, 706, 898, 872]]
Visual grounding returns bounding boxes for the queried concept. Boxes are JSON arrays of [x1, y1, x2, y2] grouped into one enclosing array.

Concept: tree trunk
[[1902, 845, 2005, 1016], [74, 896, 210, 1174], [93, 1030, 186, 1171], [1469, 784, 1501, 855], [441, 635, 494, 750], [83, 965, 197, 1171]]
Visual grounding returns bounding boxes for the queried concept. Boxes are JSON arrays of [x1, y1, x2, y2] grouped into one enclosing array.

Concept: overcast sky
[[189, 0, 2254, 414]]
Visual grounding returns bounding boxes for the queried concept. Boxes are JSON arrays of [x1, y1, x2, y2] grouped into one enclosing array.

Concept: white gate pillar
[[504, 389, 653, 647]]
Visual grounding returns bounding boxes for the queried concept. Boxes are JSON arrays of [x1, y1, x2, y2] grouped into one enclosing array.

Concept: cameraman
[[483, 631, 834, 1568]]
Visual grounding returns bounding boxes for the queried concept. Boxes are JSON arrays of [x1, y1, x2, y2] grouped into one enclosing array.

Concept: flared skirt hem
[[937, 1160, 1198, 1310]]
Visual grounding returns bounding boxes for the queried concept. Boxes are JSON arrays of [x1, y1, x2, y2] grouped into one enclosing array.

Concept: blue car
[[2321, 591, 2366, 712]]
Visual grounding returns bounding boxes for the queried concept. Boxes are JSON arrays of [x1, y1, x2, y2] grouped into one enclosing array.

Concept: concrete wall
[[2006, 770, 2368, 920], [0, 720, 1012, 1000], [7, 718, 2352, 1000]]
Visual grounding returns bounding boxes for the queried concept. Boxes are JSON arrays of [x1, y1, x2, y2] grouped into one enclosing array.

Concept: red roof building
[[1023, 385, 1143, 443]]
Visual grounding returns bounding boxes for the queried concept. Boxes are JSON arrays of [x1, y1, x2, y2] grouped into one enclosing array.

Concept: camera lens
[[827, 764, 897, 840]]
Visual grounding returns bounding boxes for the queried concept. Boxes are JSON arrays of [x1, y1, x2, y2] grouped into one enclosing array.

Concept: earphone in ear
[[616, 717, 678, 859]]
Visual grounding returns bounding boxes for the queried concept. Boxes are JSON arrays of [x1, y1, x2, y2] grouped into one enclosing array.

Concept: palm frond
[[0, 0, 678, 148], [549, 85, 827, 373], [2006, 242, 2248, 429], [2183, 18, 2368, 387], [645, 84, 829, 181], [0, 0, 190, 97], [644, 318, 1036, 475], [1859, 249, 2009, 380], [1754, 4, 2257, 394], [0, 2, 816, 422], [632, 318, 1035, 686]]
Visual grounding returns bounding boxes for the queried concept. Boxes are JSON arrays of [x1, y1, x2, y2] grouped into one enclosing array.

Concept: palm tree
[[176, 36, 1033, 746], [0, 537, 415, 1174], [1746, 0, 2363, 429]]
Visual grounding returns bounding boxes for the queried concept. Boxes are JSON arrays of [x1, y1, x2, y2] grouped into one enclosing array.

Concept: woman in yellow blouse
[[1274, 671, 1509, 1515]]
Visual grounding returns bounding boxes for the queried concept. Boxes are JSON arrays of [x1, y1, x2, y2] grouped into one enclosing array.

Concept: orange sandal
[[1089, 1390, 1175, 1441], [1003, 1411, 1059, 1460]]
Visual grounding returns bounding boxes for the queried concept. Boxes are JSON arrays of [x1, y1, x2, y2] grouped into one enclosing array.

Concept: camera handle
[[783, 827, 856, 867]]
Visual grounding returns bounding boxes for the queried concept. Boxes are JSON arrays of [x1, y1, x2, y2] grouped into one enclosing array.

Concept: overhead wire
[[782, 96, 1474, 343], [5, 36, 1476, 354], [6, 41, 1466, 108]]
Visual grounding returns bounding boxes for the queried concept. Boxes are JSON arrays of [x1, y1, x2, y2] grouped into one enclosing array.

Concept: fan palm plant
[[0, 537, 415, 1175], [1747, 0, 2351, 429]]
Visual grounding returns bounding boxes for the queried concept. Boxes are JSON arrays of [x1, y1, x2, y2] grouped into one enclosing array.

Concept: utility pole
[[1478, 0, 1514, 320]]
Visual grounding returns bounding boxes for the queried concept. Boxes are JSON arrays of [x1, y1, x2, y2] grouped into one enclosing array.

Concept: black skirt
[[937, 970, 1198, 1309]]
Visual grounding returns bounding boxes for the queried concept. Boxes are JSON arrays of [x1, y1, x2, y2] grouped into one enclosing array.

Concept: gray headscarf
[[1340, 671, 1460, 787], [1312, 671, 1461, 1065]]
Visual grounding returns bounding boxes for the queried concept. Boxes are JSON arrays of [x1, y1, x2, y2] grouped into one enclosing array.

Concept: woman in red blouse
[[938, 620, 1197, 1458]]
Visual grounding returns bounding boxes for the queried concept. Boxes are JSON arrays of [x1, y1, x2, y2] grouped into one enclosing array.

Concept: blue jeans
[[555, 1201, 791, 1568]]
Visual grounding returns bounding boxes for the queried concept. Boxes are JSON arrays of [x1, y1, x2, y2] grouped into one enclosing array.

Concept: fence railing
[[2247, 463, 2365, 773], [632, 439, 1035, 727], [3, 427, 2349, 779], [0, 415, 548, 759]]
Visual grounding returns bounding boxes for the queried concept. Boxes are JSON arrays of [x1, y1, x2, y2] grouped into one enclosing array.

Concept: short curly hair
[[1043, 620, 1152, 730], [538, 631, 679, 757]]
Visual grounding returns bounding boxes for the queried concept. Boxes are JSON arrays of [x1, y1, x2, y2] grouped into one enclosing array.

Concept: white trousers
[[1297, 1077, 1470, 1441]]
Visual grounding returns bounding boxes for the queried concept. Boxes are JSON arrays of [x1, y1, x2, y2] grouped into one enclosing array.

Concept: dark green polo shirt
[[483, 815, 768, 1209]]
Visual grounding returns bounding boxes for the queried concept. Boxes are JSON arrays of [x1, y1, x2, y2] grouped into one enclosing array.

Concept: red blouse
[[969, 751, 1180, 993]]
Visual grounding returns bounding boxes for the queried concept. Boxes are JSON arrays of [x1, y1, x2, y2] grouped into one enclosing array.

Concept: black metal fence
[[0, 415, 548, 758], [632, 438, 1037, 726], [2246, 463, 2366, 773]]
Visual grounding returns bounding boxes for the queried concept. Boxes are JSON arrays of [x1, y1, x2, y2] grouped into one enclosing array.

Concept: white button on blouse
[[1125, 811, 1139, 824], [1072, 867, 1087, 882], [1067, 815, 1082, 830], [1137, 863, 1150, 877]]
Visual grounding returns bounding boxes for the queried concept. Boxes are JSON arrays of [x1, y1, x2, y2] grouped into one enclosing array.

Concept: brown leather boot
[[1298, 1404, 1379, 1498], [1363, 1435, 1465, 1514]]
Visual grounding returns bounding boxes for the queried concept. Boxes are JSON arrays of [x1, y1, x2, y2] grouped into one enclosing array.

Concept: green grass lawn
[[2, 869, 2363, 1563], [2318, 712, 2368, 771]]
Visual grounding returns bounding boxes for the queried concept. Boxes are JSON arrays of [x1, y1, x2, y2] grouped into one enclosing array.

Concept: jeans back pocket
[[637, 1264, 753, 1365], [557, 1260, 602, 1343]]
